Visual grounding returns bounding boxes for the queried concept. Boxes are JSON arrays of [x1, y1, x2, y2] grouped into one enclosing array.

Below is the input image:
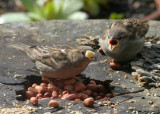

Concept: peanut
[[61, 94, 77, 100], [48, 100, 59, 107], [30, 97, 38, 105], [83, 97, 94, 107], [75, 82, 86, 92], [25, 91, 36, 99]]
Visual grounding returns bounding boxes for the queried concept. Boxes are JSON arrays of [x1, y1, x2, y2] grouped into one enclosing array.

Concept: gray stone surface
[[0, 20, 159, 113]]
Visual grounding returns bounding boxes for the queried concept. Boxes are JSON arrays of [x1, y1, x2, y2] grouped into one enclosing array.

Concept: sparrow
[[99, 18, 149, 62], [9, 44, 95, 83]]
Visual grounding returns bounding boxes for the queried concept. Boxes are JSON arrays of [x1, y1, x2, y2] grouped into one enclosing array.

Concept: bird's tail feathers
[[8, 43, 32, 51]]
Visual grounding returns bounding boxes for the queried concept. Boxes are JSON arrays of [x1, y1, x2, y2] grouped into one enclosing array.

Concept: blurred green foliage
[[109, 12, 124, 19], [0, 0, 124, 24], [21, 0, 87, 20], [0, 0, 87, 24], [82, 0, 107, 16]]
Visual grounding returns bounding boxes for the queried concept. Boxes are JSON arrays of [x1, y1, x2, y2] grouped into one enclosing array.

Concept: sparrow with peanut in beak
[[99, 18, 149, 68], [9, 44, 96, 83]]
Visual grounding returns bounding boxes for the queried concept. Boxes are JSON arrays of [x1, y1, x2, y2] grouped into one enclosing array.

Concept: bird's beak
[[109, 39, 119, 50], [85, 50, 96, 61]]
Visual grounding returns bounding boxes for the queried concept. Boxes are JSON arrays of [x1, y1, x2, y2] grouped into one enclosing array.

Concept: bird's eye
[[118, 37, 122, 40], [82, 51, 85, 55]]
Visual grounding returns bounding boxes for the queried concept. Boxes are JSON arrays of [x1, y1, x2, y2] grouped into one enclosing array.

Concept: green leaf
[[0, 12, 31, 24], [67, 11, 88, 20], [36, 0, 47, 6], [87, 1, 99, 15], [43, 0, 56, 19], [109, 13, 124, 19], [28, 12, 45, 21], [63, 0, 84, 15], [42, 0, 84, 19], [109, 13, 118, 19], [117, 13, 124, 19], [17, 0, 87, 21], [20, 0, 36, 12]]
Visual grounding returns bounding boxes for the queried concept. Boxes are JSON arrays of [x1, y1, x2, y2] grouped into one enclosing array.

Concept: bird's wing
[[32, 46, 71, 69], [9, 44, 70, 70], [122, 18, 149, 38]]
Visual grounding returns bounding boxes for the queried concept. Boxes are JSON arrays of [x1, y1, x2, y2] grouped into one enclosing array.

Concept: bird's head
[[106, 27, 130, 52], [70, 47, 96, 63]]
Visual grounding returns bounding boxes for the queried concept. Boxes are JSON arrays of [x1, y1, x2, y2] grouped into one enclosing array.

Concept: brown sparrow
[[99, 18, 149, 62], [9, 44, 95, 82]]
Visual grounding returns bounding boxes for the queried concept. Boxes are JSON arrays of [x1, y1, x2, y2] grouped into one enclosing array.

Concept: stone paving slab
[[111, 88, 160, 113], [0, 20, 159, 113]]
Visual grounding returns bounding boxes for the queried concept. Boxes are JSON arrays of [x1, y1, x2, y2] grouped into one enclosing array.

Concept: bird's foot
[[109, 59, 121, 70], [42, 76, 53, 84]]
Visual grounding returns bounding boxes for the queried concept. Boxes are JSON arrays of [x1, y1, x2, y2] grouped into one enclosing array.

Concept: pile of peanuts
[[25, 78, 113, 107]]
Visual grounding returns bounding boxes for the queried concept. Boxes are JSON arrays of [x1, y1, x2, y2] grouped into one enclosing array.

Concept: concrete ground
[[0, 20, 160, 114]]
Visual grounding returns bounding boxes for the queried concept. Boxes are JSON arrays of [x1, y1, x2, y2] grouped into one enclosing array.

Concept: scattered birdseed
[[108, 69, 112, 71], [54, 32, 58, 35], [128, 107, 135, 110], [131, 41, 160, 87], [148, 100, 154, 105], [138, 82, 145, 87], [153, 93, 158, 97], [109, 74, 112, 77], [103, 101, 111, 106], [13, 74, 22, 78], [131, 72, 139, 78], [116, 71, 119, 74], [146, 93, 151, 96], [100, 59, 108, 63], [12, 36, 16, 39], [128, 100, 135, 103], [122, 85, 126, 89], [130, 80, 134, 83], [24, 63, 27, 66], [111, 103, 118, 108], [67, 103, 73, 106], [97, 102, 103, 106], [0, 105, 38, 114], [69, 111, 83, 114], [67, 39, 71, 42], [151, 104, 157, 109], [115, 83, 120, 85], [124, 75, 128, 79], [41, 39, 45, 41], [113, 108, 118, 114]]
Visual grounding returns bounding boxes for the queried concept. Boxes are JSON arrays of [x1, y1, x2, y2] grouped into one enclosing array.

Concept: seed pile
[[25, 77, 113, 107], [131, 41, 160, 87]]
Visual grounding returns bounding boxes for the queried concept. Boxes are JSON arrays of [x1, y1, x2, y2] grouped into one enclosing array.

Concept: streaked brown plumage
[[9, 44, 95, 81], [99, 18, 149, 62]]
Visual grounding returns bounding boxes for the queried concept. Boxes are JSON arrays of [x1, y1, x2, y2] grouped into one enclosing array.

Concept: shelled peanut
[[25, 78, 113, 106]]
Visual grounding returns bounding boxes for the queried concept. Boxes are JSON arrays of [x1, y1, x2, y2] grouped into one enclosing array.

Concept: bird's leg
[[98, 47, 105, 55], [42, 76, 53, 84], [109, 59, 121, 70]]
